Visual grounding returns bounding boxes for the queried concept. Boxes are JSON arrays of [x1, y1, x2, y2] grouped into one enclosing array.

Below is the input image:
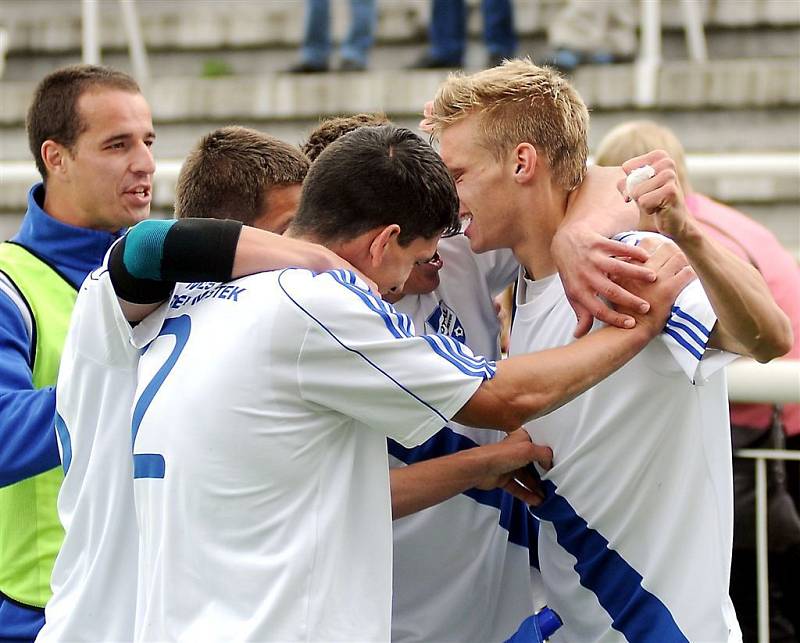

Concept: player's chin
[[126, 206, 152, 227], [465, 233, 489, 255]]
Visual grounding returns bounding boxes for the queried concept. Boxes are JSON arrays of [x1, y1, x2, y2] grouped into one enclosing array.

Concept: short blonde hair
[[595, 120, 692, 192], [429, 58, 589, 191]]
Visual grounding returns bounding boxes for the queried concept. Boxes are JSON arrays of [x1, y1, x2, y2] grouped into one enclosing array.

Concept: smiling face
[[51, 89, 156, 231], [438, 115, 517, 254]]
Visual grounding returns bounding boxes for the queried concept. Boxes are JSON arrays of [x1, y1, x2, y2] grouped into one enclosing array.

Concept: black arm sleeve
[[109, 218, 243, 304]]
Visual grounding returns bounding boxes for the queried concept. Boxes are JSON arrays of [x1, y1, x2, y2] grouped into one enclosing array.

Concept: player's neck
[[514, 187, 567, 281]]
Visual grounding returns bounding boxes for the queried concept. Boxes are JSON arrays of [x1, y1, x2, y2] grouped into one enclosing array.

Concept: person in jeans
[[288, 0, 376, 72], [411, 0, 516, 69]]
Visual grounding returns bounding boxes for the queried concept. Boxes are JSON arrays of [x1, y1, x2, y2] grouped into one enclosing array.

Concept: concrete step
[[2, 106, 797, 163], [3, 151, 797, 215], [2, 0, 798, 55], [1, 58, 798, 129], [3, 24, 798, 81]]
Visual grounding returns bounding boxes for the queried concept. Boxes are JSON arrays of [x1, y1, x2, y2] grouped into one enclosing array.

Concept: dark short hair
[[174, 126, 309, 224], [302, 113, 391, 162], [290, 125, 460, 246], [26, 64, 141, 181]]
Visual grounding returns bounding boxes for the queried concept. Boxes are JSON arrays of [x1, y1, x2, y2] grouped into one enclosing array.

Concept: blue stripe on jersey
[[54, 412, 72, 475], [665, 318, 707, 351], [533, 480, 689, 642], [671, 306, 711, 338], [327, 270, 411, 339], [663, 327, 703, 361], [446, 332, 498, 374], [388, 428, 540, 568], [322, 270, 495, 378], [279, 271, 451, 424], [421, 335, 497, 378]]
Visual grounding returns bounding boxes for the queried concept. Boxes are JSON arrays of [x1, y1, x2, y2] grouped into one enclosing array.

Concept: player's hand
[[551, 224, 656, 338], [474, 430, 553, 507], [617, 240, 696, 341], [619, 150, 692, 243]]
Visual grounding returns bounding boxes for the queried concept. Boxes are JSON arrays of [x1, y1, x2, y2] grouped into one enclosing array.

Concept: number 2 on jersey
[[132, 315, 191, 479]]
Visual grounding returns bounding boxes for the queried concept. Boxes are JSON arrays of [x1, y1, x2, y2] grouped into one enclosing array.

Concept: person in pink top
[[596, 119, 800, 643]]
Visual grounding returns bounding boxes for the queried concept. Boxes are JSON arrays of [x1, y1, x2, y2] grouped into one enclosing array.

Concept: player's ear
[[368, 224, 401, 267], [512, 143, 537, 184], [41, 140, 70, 181]]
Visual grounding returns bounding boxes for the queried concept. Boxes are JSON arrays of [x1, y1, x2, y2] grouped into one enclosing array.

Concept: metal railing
[[729, 358, 800, 643], [81, 0, 149, 82], [637, 0, 709, 107]]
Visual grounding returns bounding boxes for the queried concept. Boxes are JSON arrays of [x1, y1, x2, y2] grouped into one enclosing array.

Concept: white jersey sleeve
[[472, 245, 518, 296], [279, 269, 494, 447], [41, 249, 166, 643], [614, 231, 737, 384]]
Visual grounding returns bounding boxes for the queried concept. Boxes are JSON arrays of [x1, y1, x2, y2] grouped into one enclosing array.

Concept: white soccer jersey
[[510, 231, 741, 643], [390, 236, 543, 642], [39, 253, 166, 643], [131, 268, 494, 642]]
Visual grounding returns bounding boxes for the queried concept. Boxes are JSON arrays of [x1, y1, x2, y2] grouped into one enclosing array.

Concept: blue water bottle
[[504, 607, 563, 642]]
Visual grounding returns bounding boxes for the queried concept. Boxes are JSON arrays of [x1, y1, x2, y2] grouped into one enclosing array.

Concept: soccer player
[[302, 114, 655, 642], [39, 127, 331, 643], [426, 59, 792, 641], [130, 124, 690, 641], [173, 125, 308, 234]]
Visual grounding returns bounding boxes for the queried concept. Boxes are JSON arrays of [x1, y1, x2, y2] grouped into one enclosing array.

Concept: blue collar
[[11, 183, 124, 289]]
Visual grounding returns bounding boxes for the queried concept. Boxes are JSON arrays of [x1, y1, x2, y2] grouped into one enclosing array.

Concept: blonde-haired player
[[427, 58, 791, 642]]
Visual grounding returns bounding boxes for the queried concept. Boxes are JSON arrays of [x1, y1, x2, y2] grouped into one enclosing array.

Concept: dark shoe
[[339, 58, 366, 72], [408, 53, 461, 70], [286, 60, 328, 74]]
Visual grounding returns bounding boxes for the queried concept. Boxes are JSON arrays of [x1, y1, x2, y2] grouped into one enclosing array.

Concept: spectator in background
[[543, 0, 636, 74], [0, 64, 154, 642], [288, 0, 376, 72], [596, 119, 800, 643], [411, 0, 516, 69]]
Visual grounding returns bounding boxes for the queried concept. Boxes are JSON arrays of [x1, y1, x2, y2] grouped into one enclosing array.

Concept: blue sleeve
[[0, 291, 60, 487], [122, 219, 176, 280]]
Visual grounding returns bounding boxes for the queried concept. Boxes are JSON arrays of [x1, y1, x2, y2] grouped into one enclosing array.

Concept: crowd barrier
[[729, 358, 800, 643]]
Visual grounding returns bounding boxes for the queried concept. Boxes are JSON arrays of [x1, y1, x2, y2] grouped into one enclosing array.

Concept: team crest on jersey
[[427, 300, 466, 344]]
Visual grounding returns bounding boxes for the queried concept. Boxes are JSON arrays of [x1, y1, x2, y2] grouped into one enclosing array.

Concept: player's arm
[[622, 150, 793, 362], [454, 242, 695, 430], [0, 292, 59, 486], [390, 430, 551, 519], [551, 165, 657, 338], [111, 219, 372, 322]]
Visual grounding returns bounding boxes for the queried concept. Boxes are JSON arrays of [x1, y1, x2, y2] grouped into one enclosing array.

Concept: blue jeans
[[429, 0, 516, 63], [301, 0, 376, 67]]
